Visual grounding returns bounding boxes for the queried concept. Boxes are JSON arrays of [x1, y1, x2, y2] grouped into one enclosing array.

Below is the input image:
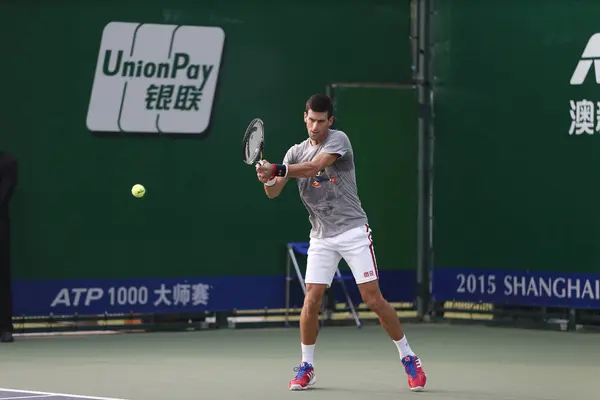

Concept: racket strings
[[242, 118, 265, 165], [245, 129, 263, 163]]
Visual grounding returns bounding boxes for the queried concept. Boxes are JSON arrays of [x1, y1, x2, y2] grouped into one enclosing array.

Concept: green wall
[[332, 85, 417, 272], [1, 1, 413, 279], [433, 0, 600, 273]]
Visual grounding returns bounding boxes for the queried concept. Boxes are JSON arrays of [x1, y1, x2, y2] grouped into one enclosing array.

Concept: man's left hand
[[256, 161, 275, 182]]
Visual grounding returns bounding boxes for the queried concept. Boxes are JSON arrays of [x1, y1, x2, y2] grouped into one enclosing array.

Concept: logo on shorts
[[311, 169, 338, 188], [363, 271, 375, 278]]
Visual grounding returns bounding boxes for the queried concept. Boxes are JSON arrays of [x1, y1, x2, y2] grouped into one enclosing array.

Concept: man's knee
[[303, 284, 327, 314], [358, 280, 388, 312]]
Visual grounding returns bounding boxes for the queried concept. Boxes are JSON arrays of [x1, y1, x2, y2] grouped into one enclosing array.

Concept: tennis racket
[[242, 118, 265, 166]]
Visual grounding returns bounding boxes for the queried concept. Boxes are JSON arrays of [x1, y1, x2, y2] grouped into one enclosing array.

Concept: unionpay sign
[[86, 22, 225, 135]]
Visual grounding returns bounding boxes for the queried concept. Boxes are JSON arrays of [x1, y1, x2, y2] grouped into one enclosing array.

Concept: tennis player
[[255, 94, 427, 392]]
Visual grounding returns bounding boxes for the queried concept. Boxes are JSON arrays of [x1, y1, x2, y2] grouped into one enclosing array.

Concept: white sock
[[393, 335, 415, 359], [301, 343, 315, 365]]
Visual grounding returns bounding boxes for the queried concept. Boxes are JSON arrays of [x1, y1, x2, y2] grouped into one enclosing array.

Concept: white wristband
[[264, 177, 277, 187]]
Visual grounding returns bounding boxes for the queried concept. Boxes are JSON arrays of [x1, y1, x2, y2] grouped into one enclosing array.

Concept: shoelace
[[403, 357, 418, 378], [293, 363, 312, 380]]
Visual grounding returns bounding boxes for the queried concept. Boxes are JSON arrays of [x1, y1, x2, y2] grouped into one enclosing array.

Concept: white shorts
[[305, 224, 379, 286]]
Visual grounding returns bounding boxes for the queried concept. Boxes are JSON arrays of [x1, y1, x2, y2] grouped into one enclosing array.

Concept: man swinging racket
[[255, 94, 427, 392]]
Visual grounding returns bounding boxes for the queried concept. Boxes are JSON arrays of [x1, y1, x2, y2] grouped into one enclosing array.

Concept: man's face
[[304, 109, 333, 142]]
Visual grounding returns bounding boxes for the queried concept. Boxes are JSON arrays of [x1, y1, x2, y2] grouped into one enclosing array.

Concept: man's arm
[[258, 146, 297, 199], [285, 152, 339, 178], [263, 177, 288, 199], [258, 132, 351, 181], [256, 152, 340, 183]]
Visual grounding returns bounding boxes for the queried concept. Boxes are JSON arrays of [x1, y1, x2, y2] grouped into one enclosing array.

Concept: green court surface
[[0, 324, 597, 400]]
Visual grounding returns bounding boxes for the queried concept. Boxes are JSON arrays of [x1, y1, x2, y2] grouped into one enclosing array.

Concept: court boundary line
[[0, 388, 128, 400]]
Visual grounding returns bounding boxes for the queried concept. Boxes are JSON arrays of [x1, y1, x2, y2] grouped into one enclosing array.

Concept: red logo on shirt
[[311, 170, 337, 188]]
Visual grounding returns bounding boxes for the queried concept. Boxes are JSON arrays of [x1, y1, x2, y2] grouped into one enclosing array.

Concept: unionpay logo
[[86, 22, 225, 135], [570, 33, 600, 85]]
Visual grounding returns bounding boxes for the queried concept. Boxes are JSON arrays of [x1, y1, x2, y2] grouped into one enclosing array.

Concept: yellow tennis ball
[[131, 184, 145, 198]]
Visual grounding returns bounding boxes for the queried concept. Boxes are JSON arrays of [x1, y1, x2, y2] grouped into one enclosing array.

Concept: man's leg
[[289, 238, 340, 391], [358, 280, 405, 340], [299, 283, 327, 363], [338, 225, 427, 391]]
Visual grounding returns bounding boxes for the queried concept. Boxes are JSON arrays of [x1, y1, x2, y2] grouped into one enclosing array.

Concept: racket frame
[[242, 118, 265, 165]]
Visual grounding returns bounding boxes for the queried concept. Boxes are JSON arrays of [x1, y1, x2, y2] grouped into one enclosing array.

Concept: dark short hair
[[305, 94, 334, 118]]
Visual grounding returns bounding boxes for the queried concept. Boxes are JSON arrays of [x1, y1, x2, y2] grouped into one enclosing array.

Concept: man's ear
[[328, 116, 334, 127], [303, 112, 308, 123]]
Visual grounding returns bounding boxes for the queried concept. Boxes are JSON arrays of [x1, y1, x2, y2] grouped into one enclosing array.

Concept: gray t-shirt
[[283, 129, 368, 239]]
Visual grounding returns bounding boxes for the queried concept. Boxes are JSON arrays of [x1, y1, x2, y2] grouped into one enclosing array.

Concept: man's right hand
[[256, 160, 275, 183]]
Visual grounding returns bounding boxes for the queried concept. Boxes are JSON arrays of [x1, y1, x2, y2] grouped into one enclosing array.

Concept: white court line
[[1, 395, 54, 399], [0, 388, 128, 400]]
